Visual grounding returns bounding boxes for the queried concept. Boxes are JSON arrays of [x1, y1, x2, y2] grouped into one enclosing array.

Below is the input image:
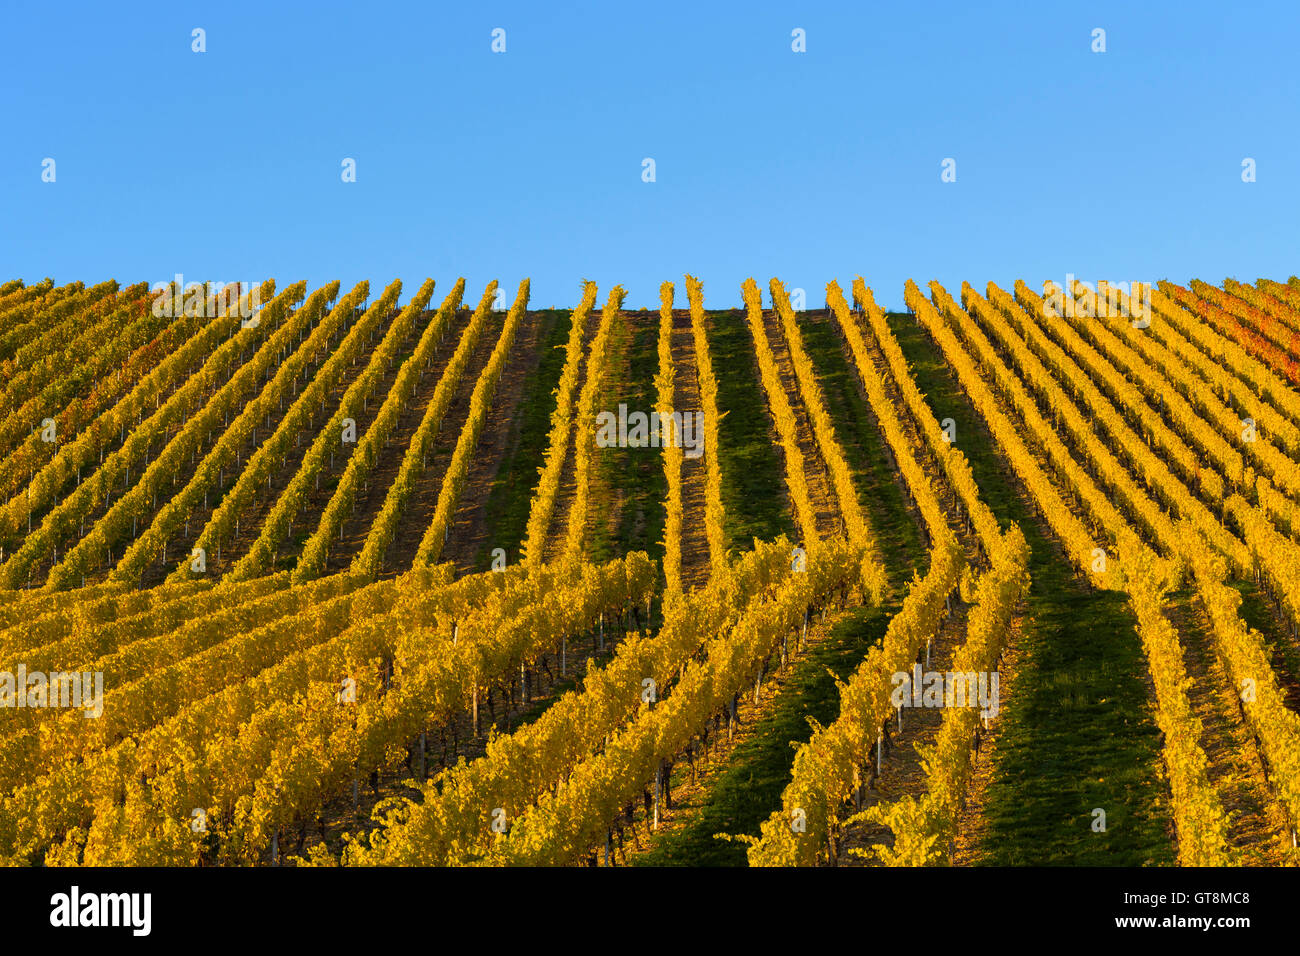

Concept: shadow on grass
[[706, 310, 796, 546], [886, 309, 1174, 865], [589, 311, 668, 566], [634, 310, 926, 866], [633, 605, 894, 866]]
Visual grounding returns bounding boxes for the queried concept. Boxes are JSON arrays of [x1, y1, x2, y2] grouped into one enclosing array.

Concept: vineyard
[[2, 271, 1299, 868]]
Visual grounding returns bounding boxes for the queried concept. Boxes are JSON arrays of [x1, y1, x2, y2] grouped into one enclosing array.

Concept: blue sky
[[2, 0, 1297, 310]]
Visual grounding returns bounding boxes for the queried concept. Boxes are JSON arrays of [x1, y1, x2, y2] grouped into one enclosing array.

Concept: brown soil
[[136, 306, 381, 584], [441, 312, 550, 574], [836, 600, 971, 865], [381, 311, 505, 574], [39, 309, 343, 588], [218, 305, 411, 575], [759, 309, 842, 541], [670, 309, 712, 590], [319, 306, 477, 574], [540, 306, 604, 564]]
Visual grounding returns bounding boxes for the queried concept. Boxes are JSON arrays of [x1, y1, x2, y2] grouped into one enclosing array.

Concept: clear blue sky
[[3, 0, 1297, 310]]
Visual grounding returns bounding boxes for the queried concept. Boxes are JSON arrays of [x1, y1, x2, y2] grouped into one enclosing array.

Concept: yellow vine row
[[740, 277, 819, 545], [769, 278, 886, 603], [414, 279, 532, 566], [561, 285, 626, 562], [519, 282, 597, 567], [656, 281, 684, 595], [684, 275, 727, 576]]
